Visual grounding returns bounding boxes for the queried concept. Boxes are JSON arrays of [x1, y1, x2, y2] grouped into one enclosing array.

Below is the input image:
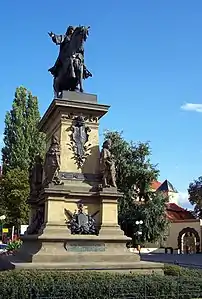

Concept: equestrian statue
[[48, 25, 92, 97]]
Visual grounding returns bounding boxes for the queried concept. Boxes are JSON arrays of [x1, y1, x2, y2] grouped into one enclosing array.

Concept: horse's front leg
[[79, 80, 83, 93], [54, 76, 62, 98], [79, 64, 84, 93], [53, 77, 58, 98]]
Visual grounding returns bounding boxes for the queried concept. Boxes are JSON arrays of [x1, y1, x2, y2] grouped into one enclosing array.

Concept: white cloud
[[178, 191, 192, 209], [178, 191, 189, 204], [181, 103, 202, 113]]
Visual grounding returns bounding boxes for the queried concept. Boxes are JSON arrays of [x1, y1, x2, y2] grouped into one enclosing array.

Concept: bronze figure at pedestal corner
[[100, 139, 117, 188], [28, 155, 43, 201], [48, 25, 92, 97], [43, 135, 63, 187]]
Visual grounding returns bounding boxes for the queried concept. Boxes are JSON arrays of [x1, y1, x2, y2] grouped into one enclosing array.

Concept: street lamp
[[135, 220, 143, 225], [0, 215, 6, 221], [134, 220, 143, 253]]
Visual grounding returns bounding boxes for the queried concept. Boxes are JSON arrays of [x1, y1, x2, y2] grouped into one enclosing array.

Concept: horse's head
[[73, 26, 90, 42]]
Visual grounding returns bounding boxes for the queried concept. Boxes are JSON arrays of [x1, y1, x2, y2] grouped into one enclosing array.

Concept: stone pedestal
[[9, 92, 163, 274]]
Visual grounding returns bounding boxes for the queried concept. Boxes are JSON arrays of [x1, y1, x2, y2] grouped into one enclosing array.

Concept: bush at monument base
[[0, 270, 202, 298], [164, 264, 202, 278]]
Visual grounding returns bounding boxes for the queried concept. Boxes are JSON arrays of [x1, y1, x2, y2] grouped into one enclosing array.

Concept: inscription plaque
[[65, 243, 105, 252]]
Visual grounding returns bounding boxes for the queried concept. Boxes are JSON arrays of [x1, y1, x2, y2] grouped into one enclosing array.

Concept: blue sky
[[0, 0, 202, 208]]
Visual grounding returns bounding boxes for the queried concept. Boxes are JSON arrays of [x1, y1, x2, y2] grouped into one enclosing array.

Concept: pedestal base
[[7, 232, 164, 275], [11, 232, 136, 263]]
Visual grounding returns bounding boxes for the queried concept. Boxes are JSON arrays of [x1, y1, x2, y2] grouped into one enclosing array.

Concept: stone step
[[11, 260, 164, 274]]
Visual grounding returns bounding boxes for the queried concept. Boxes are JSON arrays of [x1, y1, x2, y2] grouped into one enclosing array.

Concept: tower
[[157, 180, 179, 204]]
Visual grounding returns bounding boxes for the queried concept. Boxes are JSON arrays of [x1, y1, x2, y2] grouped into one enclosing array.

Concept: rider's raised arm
[[48, 32, 65, 45]]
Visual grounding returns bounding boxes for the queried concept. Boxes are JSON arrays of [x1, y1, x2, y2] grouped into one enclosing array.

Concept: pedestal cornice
[[39, 93, 110, 133]]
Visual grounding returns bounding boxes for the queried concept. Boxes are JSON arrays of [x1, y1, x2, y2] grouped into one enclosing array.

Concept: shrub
[[164, 264, 202, 278], [0, 270, 201, 299], [0, 238, 22, 256], [7, 239, 22, 252]]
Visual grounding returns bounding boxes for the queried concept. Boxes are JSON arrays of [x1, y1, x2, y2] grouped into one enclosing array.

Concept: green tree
[[0, 182, 5, 218], [104, 131, 168, 244], [2, 86, 45, 173], [26, 92, 45, 165], [0, 168, 30, 227], [0, 86, 45, 226], [188, 176, 202, 218]]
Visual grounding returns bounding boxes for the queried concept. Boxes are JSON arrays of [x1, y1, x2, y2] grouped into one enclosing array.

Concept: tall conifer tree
[[1, 86, 45, 226], [2, 86, 45, 172]]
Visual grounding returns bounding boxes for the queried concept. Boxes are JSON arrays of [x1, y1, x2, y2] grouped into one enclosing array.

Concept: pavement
[[141, 253, 202, 269]]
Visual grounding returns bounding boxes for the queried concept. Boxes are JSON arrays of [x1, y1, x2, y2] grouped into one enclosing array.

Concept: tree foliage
[[104, 131, 168, 243], [0, 168, 30, 226], [2, 86, 45, 173], [0, 86, 46, 227], [188, 176, 202, 218]]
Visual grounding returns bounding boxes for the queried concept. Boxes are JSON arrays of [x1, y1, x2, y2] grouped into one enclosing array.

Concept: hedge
[[0, 270, 202, 299], [164, 264, 202, 278]]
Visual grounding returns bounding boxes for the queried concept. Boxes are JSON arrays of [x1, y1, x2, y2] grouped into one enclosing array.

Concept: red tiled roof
[[166, 203, 195, 221], [151, 181, 161, 190]]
